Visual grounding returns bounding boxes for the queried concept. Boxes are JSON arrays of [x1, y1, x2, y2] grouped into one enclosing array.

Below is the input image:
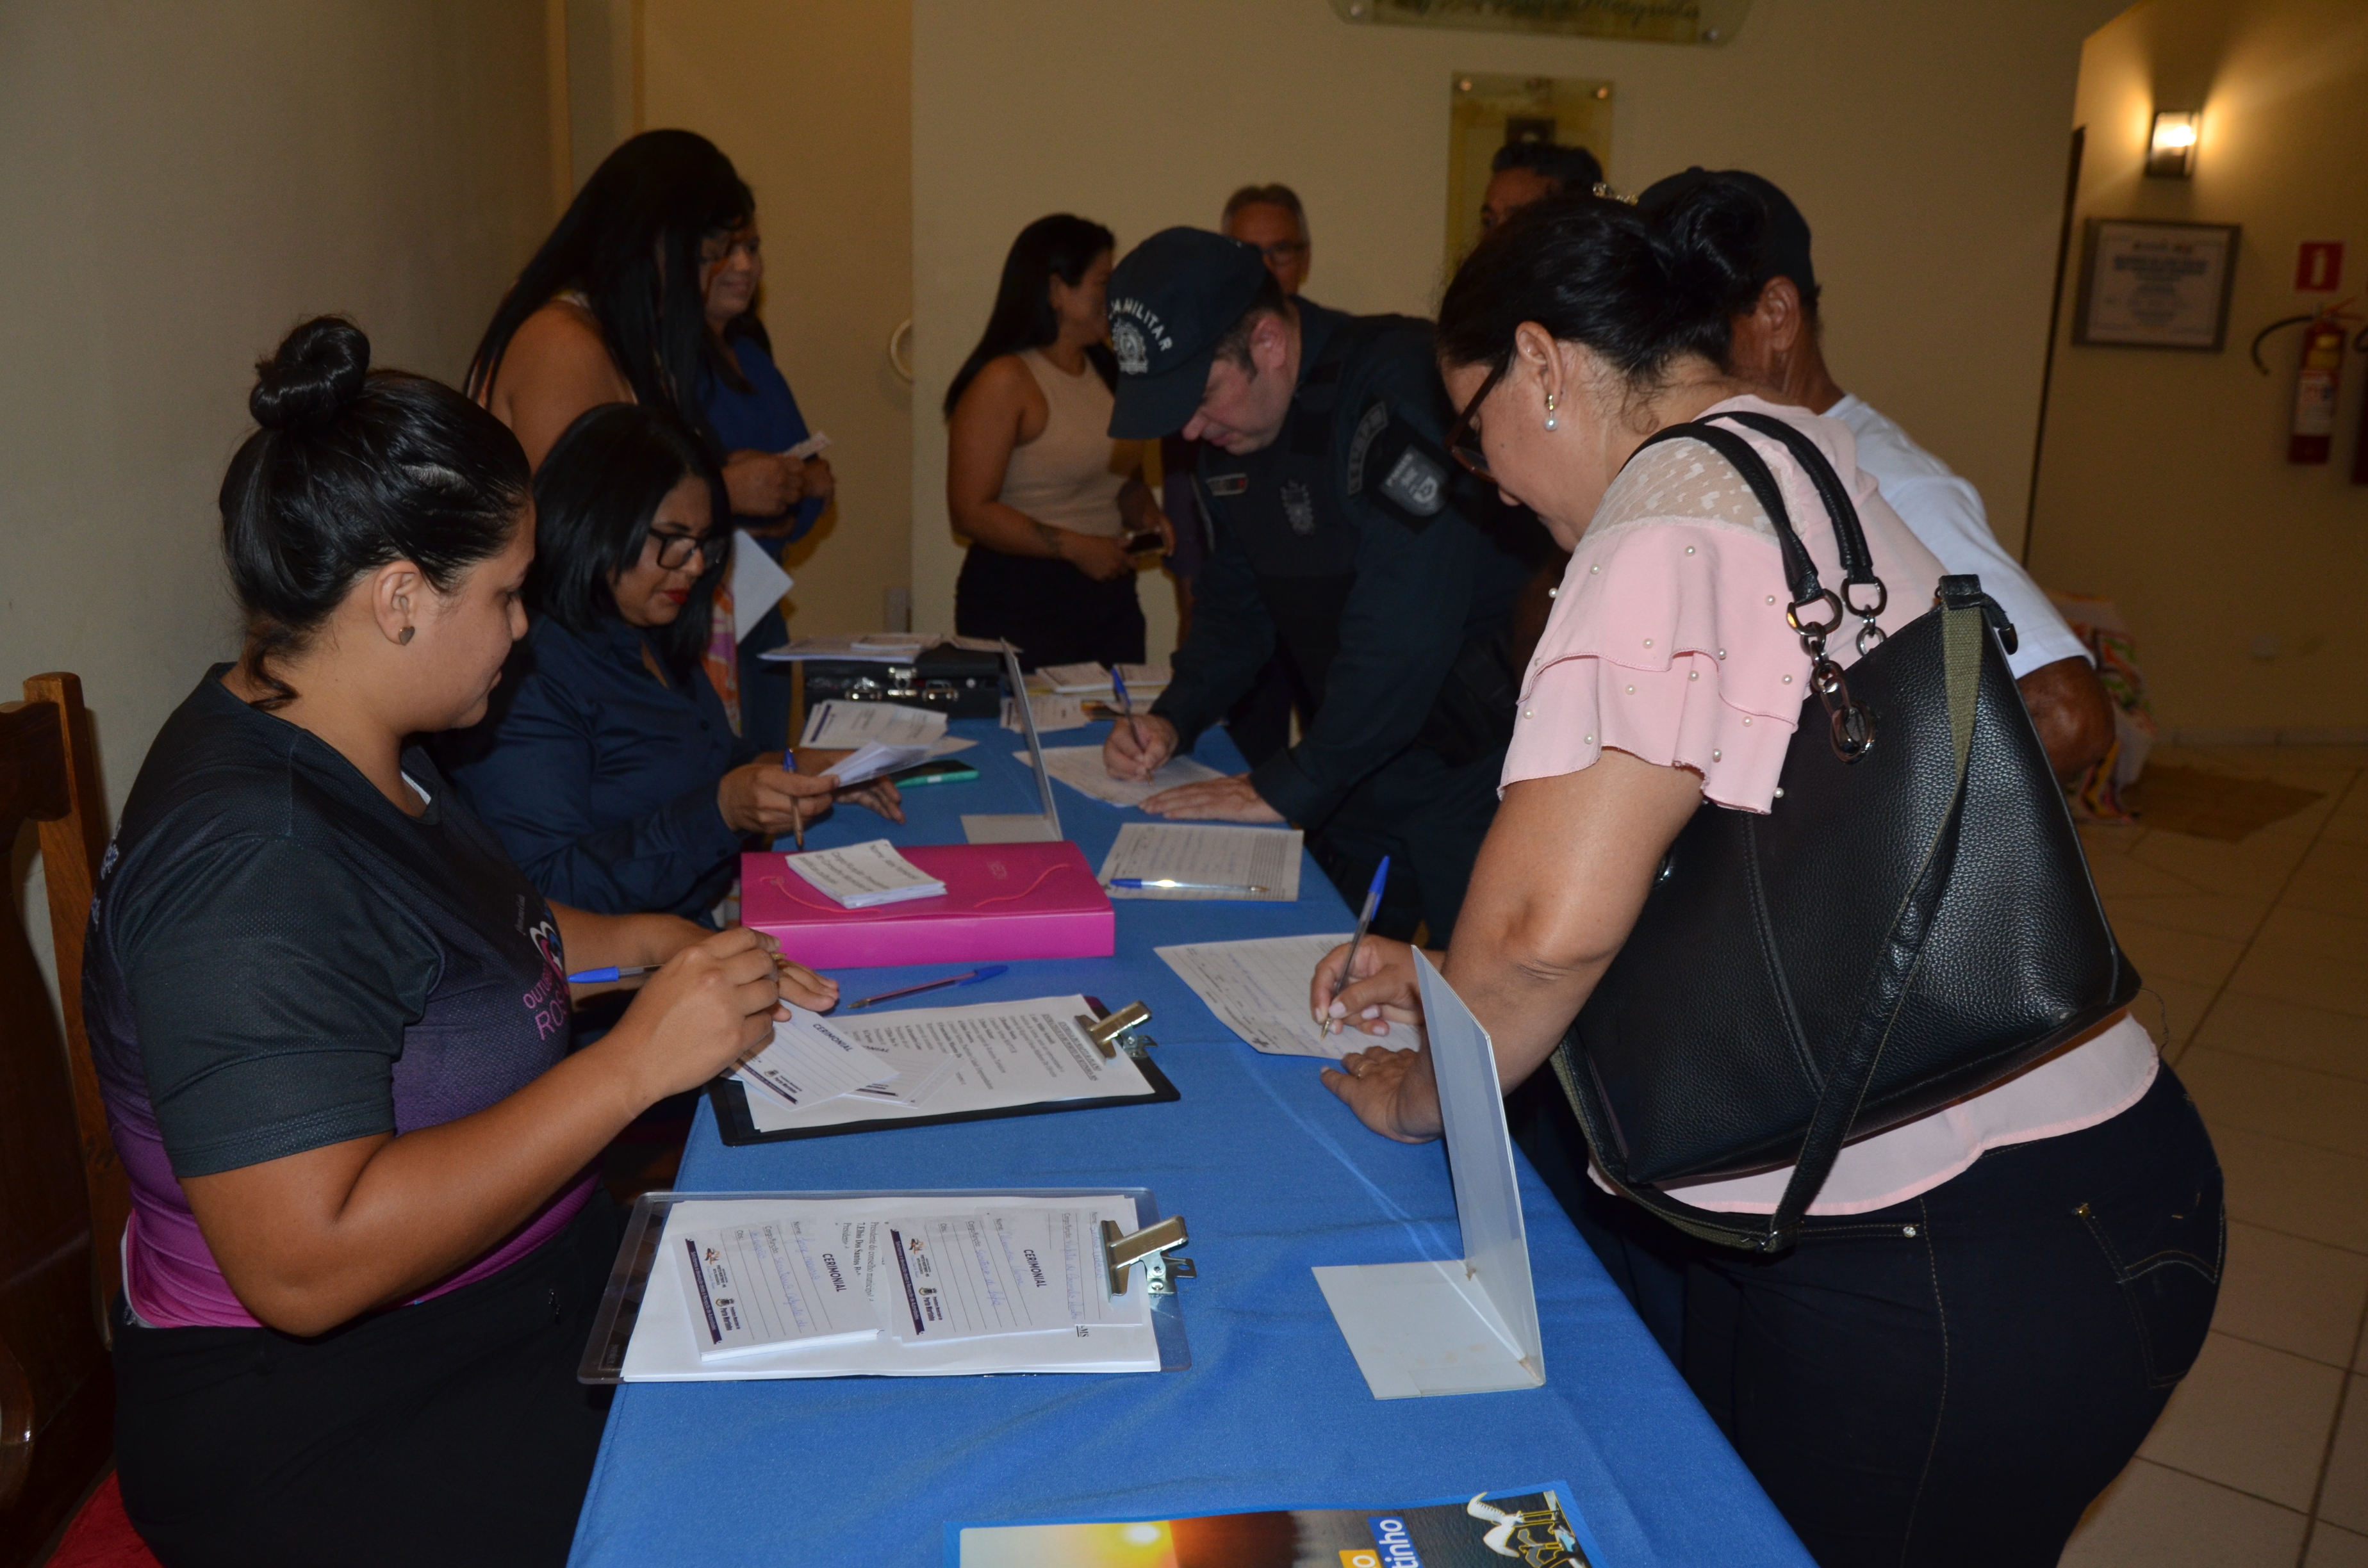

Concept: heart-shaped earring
[[1544, 392, 1558, 432]]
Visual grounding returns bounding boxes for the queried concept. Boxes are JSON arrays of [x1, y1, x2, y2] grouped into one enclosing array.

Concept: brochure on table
[[948, 1483, 1603, 1568], [1312, 951, 1545, 1400]]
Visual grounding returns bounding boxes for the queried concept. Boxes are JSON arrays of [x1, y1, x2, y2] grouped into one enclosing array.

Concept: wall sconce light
[[2148, 110, 2198, 178]]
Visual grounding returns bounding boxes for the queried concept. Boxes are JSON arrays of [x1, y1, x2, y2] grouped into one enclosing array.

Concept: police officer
[[1099, 227, 1538, 942]]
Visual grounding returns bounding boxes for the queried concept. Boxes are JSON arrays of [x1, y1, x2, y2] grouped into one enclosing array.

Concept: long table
[[566, 717, 1809, 1567]]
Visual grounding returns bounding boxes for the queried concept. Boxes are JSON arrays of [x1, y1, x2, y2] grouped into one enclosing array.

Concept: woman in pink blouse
[[1311, 189, 2219, 1567]]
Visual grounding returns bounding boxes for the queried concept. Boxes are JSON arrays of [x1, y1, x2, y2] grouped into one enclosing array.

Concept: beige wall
[[2028, 0, 2368, 737], [1, 0, 555, 999], [912, 0, 2126, 658], [641, 0, 916, 637]]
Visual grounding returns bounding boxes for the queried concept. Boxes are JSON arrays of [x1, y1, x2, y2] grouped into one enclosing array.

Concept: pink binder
[[739, 842, 1115, 968]]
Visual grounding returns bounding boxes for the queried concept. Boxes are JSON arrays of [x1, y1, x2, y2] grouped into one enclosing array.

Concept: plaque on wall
[[2072, 218, 2242, 352]]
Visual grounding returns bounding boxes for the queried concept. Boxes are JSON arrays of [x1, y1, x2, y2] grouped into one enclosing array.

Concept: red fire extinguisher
[[2290, 306, 2349, 464]]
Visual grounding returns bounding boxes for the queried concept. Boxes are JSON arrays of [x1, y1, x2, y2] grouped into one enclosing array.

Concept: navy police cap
[[1105, 227, 1271, 440]]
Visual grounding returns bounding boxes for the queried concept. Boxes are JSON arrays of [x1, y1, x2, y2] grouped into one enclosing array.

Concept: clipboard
[[707, 995, 1180, 1146], [578, 1188, 1194, 1384]]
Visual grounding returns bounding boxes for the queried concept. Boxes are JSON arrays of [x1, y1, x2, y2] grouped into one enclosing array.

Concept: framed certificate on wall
[[2073, 218, 2242, 351]]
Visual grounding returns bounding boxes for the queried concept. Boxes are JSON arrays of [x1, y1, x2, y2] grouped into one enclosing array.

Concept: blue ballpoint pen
[[1109, 878, 1271, 894], [567, 964, 657, 984], [844, 965, 1008, 1012], [1323, 854, 1390, 1040], [1110, 664, 1147, 757]]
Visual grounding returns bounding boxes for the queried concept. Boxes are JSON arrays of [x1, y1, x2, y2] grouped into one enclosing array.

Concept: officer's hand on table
[[1310, 935, 1431, 1041], [1055, 530, 1136, 582], [1139, 774, 1284, 823], [1103, 714, 1179, 781]]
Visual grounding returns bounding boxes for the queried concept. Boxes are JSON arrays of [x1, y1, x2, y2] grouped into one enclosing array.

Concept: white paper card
[[1023, 746, 1226, 808], [736, 1008, 891, 1109], [728, 532, 795, 643], [783, 430, 832, 461], [1036, 662, 1170, 695], [784, 838, 946, 908], [1311, 951, 1544, 1400], [1099, 822, 1302, 901], [817, 740, 937, 787], [671, 1217, 882, 1359], [1156, 932, 1355, 1058], [802, 699, 947, 749], [1000, 694, 1092, 734]]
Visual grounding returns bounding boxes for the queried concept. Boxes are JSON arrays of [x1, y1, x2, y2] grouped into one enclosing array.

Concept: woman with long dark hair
[[1308, 190, 2219, 1566], [90, 318, 827, 1566], [945, 213, 1171, 669], [438, 404, 898, 922]]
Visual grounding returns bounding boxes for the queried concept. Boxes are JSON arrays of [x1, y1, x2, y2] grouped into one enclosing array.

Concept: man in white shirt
[[1638, 168, 2114, 780]]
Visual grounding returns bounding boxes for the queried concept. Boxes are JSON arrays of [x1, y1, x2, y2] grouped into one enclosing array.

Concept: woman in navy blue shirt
[[440, 405, 899, 920]]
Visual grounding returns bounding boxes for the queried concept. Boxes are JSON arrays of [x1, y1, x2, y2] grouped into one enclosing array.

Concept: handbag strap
[[1702, 411, 1889, 655]]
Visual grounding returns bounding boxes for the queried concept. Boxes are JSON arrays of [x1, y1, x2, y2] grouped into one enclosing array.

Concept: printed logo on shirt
[[1281, 480, 1317, 536], [1113, 318, 1152, 376], [1379, 450, 1447, 518], [1344, 400, 1390, 496], [520, 915, 570, 1040]]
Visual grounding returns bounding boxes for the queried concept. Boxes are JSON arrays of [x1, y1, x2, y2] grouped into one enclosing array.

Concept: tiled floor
[[2062, 744, 2368, 1568]]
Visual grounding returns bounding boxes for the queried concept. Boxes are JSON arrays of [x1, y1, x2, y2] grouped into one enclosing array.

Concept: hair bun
[[251, 316, 371, 432]]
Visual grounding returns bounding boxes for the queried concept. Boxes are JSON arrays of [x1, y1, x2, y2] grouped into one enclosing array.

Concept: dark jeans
[[1304, 744, 1504, 945], [1649, 1065, 2219, 1567], [113, 1195, 625, 1568]]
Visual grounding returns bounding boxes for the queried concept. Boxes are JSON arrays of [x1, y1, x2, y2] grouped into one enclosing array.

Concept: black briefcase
[[800, 644, 1003, 718]]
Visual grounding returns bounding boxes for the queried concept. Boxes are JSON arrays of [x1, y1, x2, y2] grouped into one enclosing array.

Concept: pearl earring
[[1544, 392, 1558, 432]]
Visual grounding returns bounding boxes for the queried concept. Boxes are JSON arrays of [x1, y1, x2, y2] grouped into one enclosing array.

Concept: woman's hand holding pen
[[1310, 935, 1430, 1041], [718, 755, 903, 836], [598, 928, 796, 1102]]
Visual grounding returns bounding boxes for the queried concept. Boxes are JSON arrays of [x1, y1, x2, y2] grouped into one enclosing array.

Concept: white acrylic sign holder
[[1312, 949, 1545, 1400]]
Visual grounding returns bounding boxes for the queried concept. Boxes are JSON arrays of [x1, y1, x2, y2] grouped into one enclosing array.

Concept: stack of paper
[[1098, 822, 1303, 901], [1157, 933, 1358, 1058], [730, 995, 1156, 1134], [1026, 746, 1227, 807], [632, 1194, 1160, 1379], [784, 840, 946, 908], [1035, 662, 1171, 696], [1001, 693, 1092, 733], [665, 1195, 1151, 1368], [802, 699, 946, 748]]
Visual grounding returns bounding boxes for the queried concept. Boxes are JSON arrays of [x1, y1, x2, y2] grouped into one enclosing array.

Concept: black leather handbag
[[1549, 411, 2141, 1254]]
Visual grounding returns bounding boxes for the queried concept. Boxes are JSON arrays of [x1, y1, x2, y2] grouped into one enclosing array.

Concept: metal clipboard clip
[[1076, 999, 1156, 1059], [1101, 1214, 1195, 1298]]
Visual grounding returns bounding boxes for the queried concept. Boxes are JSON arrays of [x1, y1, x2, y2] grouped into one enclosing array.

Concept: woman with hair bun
[[1306, 193, 2218, 1565], [86, 317, 835, 1567]]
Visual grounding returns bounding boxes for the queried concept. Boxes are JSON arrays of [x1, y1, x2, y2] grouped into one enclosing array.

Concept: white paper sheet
[[736, 996, 1156, 1134], [1156, 933, 1354, 1058], [728, 532, 795, 643], [671, 1216, 880, 1359], [629, 1193, 1158, 1380], [735, 1008, 892, 1108], [758, 634, 944, 664], [1023, 746, 1227, 808], [782, 430, 832, 461], [818, 740, 938, 787], [1035, 662, 1171, 695], [783, 839, 946, 908], [1000, 694, 1092, 734], [1098, 823, 1302, 902], [802, 699, 947, 749]]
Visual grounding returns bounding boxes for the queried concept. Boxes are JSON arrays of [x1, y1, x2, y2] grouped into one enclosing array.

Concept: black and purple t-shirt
[[84, 669, 591, 1328]]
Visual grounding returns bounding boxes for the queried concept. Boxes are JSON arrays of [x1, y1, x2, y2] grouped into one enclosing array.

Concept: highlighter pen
[[567, 964, 657, 984], [1110, 664, 1147, 760], [1108, 878, 1271, 894], [1323, 853, 1391, 1040], [844, 965, 1008, 1013]]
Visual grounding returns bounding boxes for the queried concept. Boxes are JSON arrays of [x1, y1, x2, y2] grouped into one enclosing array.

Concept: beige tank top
[[998, 348, 1137, 537]]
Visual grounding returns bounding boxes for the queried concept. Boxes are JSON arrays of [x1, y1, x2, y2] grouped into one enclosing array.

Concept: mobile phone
[[1122, 530, 1164, 554], [891, 759, 980, 787]]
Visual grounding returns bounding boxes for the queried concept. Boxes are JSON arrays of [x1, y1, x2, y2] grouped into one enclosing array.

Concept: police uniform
[[1105, 229, 1536, 942]]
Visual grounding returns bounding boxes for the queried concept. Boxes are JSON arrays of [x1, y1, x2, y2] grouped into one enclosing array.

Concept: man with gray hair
[[1221, 183, 1311, 297]]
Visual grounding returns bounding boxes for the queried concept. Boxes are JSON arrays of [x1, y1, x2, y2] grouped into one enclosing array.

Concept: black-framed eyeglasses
[[1251, 240, 1309, 264], [1444, 358, 1511, 483], [650, 529, 725, 571]]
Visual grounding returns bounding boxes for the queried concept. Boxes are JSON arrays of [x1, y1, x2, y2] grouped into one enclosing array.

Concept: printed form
[[1098, 822, 1303, 901], [736, 996, 1158, 1134], [1157, 933, 1358, 1059], [783, 838, 946, 908], [802, 699, 946, 749], [630, 1192, 1160, 1379], [1024, 747, 1226, 808]]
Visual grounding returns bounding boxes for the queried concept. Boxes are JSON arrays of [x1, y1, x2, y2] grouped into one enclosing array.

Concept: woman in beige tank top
[[945, 215, 1171, 669]]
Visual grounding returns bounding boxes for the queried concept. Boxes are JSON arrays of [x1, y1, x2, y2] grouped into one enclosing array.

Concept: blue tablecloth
[[567, 718, 1809, 1567]]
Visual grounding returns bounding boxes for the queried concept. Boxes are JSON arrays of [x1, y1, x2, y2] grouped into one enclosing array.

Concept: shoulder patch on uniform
[[1379, 447, 1449, 520], [1344, 400, 1390, 496]]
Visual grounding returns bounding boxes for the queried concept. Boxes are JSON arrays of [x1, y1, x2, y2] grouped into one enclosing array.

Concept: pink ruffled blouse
[[1508, 396, 2157, 1216]]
